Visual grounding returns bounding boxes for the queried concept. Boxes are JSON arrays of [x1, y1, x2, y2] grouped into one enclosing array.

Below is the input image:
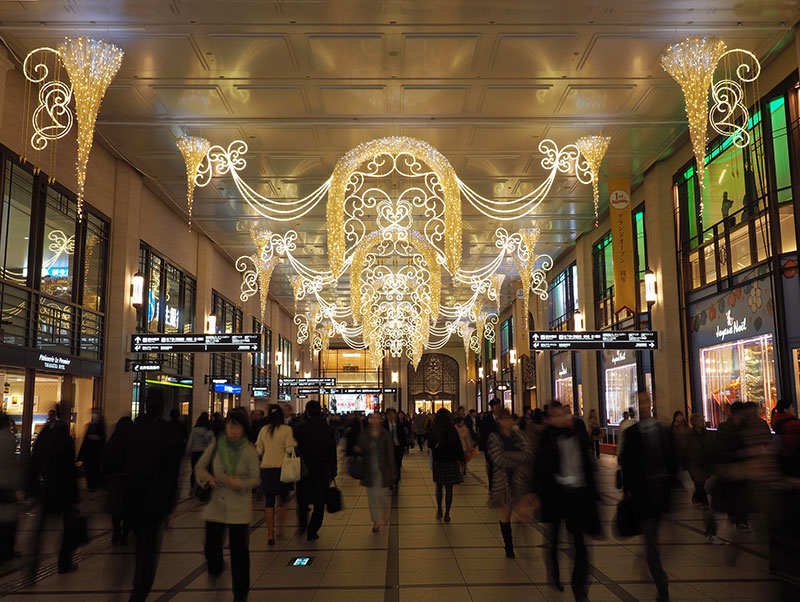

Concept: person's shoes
[[736, 521, 751, 533], [372, 523, 380, 533], [267, 538, 275, 546], [707, 535, 726, 545], [443, 514, 451, 523], [656, 589, 670, 602], [307, 533, 320, 541], [57, 563, 78, 574], [296, 527, 307, 536], [436, 509, 442, 519], [551, 580, 564, 592]]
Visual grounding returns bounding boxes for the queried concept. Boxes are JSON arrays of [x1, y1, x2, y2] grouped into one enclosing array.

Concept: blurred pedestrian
[[0, 413, 21, 563], [77, 409, 106, 492], [385, 409, 406, 488], [587, 409, 601, 459], [196, 409, 260, 602], [357, 412, 395, 531], [479, 398, 503, 489], [102, 416, 134, 546], [413, 410, 427, 451], [487, 408, 532, 558], [429, 409, 464, 522], [255, 405, 296, 545], [186, 412, 214, 495], [249, 409, 267, 445]]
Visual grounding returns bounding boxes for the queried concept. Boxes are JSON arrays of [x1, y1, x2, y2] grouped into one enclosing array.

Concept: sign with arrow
[[130, 334, 261, 353], [125, 359, 162, 372], [529, 330, 658, 350]]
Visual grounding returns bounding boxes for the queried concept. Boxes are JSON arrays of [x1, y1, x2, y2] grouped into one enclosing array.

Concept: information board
[[529, 330, 658, 350], [278, 378, 336, 387], [130, 334, 261, 353]]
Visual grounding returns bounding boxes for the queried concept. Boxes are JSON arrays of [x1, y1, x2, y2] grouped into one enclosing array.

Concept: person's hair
[[430, 408, 453, 444], [671, 410, 684, 424], [623, 411, 629, 419], [266, 404, 283, 434], [532, 408, 544, 424], [496, 408, 511, 420], [386, 408, 397, 416], [549, 400, 562, 408], [489, 397, 502, 407], [194, 412, 210, 428], [225, 408, 249, 430], [730, 401, 745, 414], [523, 405, 531, 415], [775, 399, 791, 413], [144, 389, 165, 418], [306, 400, 322, 417]]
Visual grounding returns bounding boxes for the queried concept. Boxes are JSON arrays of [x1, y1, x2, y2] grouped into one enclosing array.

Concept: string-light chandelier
[[196, 136, 593, 366], [575, 136, 611, 227], [22, 37, 124, 219], [176, 135, 211, 229]]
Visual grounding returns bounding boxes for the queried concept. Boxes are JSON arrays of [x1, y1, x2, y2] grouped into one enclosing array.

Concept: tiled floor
[[0, 446, 796, 601]]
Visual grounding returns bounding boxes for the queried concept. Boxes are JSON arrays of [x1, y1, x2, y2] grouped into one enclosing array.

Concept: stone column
[[575, 232, 599, 418], [192, 236, 213, 422], [0, 49, 16, 132]]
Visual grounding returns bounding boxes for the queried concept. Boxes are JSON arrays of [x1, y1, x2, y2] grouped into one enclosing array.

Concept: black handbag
[[65, 508, 89, 551], [326, 483, 343, 514], [347, 455, 365, 480], [614, 495, 641, 538]]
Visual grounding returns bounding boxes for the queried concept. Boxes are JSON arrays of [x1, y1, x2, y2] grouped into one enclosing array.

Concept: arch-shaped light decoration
[[575, 136, 611, 227], [56, 37, 124, 220], [176, 135, 210, 229]]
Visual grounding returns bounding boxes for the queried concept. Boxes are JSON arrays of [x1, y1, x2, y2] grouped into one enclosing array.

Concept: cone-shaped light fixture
[[576, 136, 611, 227], [176, 135, 210, 229]]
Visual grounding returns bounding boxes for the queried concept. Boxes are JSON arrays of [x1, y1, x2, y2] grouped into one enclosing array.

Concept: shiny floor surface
[[0, 446, 795, 601]]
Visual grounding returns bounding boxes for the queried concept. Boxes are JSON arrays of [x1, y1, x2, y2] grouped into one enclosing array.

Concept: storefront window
[[1, 368, 26, 452], [769, 96, 793, 204], [603, 350, 639, 425], [82, 214, 108, 312], [552, 351, 573, 406], [164, 264, 181, 334], [37, 297, 73, 354], [147, 253, 162, 331], [548, 263, 578, 329], [0, 161, 33, 287], [700, 334, 777, 428], [40, 189, 77, 302]]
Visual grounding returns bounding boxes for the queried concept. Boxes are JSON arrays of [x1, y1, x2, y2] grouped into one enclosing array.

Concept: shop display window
[[605, 362, 638, 425], [555, 376, 573, 407], [40, 190, 77, 302], [413, 399, 452, 414], [0, 162, 33, 287], [1, 368, 26, 452], [700, 334, 777, 428]]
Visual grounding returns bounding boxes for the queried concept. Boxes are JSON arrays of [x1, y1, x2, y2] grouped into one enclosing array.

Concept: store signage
[[125, 359, 162, 372], [210, 377, 229, 384], [253, 389, 269, 398], [214, 383, 242, 394], [279, 377, 336, 387], [608, 178, 636, 314], [558, 364, 568, 377], [530, 330, 658, 350], [45, 267, 69, 278], [715, 310, 749, 342], [130, 334, 261, 353], [251, 386, 269, 392], [38, 353, 72, 371], [165, 307, 180, 330], [298, 387, 397, 395], [297, 394, 308, 399], [610, 350, 629, 365]]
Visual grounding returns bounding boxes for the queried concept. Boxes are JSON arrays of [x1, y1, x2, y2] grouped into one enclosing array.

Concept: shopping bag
[[280, 448, 302, 483], [347, 455, 365, 480], [614, 495, 641, 538], [326, 484, 343, 514]]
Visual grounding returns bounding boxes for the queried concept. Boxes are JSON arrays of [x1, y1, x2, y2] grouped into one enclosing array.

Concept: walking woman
[[356, 412, 395, 532], [428, 408, 464, 522], [196, 409, 260, 602], [487, 408, 533, 558], [587, 409, 601, 459], [255, 405, 296, 545], [102, 416, 134, 545], [186, 412, 213, 494]]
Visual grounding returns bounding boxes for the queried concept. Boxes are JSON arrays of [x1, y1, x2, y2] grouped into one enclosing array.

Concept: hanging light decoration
[[251, 229, 280, 324], [56, 37, 124, 220], [176, 135, 210, 229], [512, 227, 542, 323], [575, 136, 611, 227], [661, 36, 727, 200]]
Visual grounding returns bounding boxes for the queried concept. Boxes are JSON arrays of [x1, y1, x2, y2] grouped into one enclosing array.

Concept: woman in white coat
[[255, 404, 296, 545], [196, 409, 260, 602]]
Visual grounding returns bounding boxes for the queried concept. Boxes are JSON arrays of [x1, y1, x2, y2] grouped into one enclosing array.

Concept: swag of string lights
[[194, 136, 594, 368], [21, 37, 124, 220], [661, 35, 762, 212]]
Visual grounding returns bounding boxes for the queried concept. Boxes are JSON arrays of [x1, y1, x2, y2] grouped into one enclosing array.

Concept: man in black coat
[[126, 390, 184, 602], [294, 401, 337, 541], [620, 391, 677, 602], [384, 408, 406, 488], [478, 398, 503, 488], [28, 417, 79, 575], [532, 401, 599, 601]]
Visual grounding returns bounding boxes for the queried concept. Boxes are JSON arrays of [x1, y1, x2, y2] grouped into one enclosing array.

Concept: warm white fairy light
[[661, 36, 727, 198], [176, 135, 210, 229], [57, 37, 124, 220], [576, 136, 611, 227], [709, 48, 762, 149]]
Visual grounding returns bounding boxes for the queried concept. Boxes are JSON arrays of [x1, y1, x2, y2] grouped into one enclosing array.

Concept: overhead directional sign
[[130, 334, 261, 353], [298, 387, 397, 395], [279, 377, 336, 387], [529, 330, 658, 350], [125, 359, 162, 373]]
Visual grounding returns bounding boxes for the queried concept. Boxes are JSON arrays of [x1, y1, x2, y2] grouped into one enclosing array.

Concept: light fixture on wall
[[304, 371, 311, 378], [205, 314, 217, 334], [275, 351, 283, 366], [130, 271, 144, 307], [294, 359, 300, 373], [391, 371, 399, 383], [574, 310, 584, 332], [509, 349, 517, 365], [645, 270, 658, 304], [478, 366, 484, 379], [492, 359, 498, 373]]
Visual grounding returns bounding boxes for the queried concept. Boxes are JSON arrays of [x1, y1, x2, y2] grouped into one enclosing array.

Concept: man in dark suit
[[126, 389, 184, 602], [384, 408, 406, 488], [294, 401, 337, 541]]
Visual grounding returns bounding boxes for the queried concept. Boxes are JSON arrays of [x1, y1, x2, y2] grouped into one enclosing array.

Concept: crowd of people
[[0, 391, 798, 602]]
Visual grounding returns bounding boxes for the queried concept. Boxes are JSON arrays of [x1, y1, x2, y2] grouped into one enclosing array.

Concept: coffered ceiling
[[1, 1, 798, 309]]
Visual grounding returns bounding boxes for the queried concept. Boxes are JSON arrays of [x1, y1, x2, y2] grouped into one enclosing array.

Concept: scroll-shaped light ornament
[[176, 135, 210, 229], [661, 36, 728, 198], [288, 275, 304, 311], [575, 136, 611, 227], [512, 227, 541, 323], [22, 46, 74, 151], [56, 37, 124, 220], [488, 273, 505, 312], [462, 325, 474, 358], [709, 48, 761, 149]]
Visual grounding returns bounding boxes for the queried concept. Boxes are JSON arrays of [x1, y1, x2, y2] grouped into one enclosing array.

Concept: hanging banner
[[608, 178, 636, 314]]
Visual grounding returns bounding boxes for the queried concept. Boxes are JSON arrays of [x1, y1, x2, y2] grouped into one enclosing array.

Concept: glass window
[[0, 282, 30, 346], [37, 296, 73, 354], [182, 277, 196, 333], [40, 189, 77, 302], [634, 210, 647, 280], [0, 162, 33, 287], [164, 265, 181, 334], [769, 96, 792, 204], [80, 309, 103, 359], [147, 254, 162, 331], [82, 214, 108, 312]]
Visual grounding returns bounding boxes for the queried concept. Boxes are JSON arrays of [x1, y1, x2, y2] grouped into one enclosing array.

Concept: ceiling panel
[[401, 34, 479, 76], [478, 85, 556, 116], [205, 34, 296, 75], [150, 85, 232, 117], [248, 127, 320, 152], [556, 84, 636, 115], [229, 86, 310, 117], [579, 34, 672, 76], [401, 86, 468, 114], [307, 34, 385, 74], [319, 85, 387, 114]]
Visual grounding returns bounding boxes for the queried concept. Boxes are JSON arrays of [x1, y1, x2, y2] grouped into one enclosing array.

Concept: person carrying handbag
[[196, 409, 260, 602], [255, 405, 297, 545]]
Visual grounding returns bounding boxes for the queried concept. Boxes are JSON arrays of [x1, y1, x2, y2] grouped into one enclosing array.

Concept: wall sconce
[[294, 359, 300, 373], [492, 359, 498, 373], [303, 371, 311, 378], [509, 349, 517, 365], [205, 314, 217, 334], [478, 366, 484, 379], [391, 371, 399, 383], [645, 270, 658, 304], [130, 271, 144, 307], [574, 310, 584, 332], [275, 351, 283, 366]]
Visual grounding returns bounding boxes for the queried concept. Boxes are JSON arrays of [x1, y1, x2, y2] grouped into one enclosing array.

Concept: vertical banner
[[608, 178, 636, 314]]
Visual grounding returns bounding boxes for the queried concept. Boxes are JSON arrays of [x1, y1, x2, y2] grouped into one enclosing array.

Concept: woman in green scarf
[[196, 409, 260, 602]]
